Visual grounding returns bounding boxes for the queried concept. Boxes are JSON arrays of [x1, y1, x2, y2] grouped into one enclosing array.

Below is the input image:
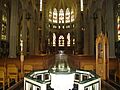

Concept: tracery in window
[[59, 9, 64, 23], [40, 0, 42, 11], [49, 9, 52, 22], [53, 33, 56, 46], [59, 35, 64, 46], [67, 33, 70, 46], [65, 8, 70, 23], [53, 8, 58, 23], [71, 9, 75, 22]]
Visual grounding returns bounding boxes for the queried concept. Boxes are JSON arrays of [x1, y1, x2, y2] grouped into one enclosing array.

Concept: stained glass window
[[117, 16, 120, 40], [48, 39, 50, 45], [59, 35, 64, 46], [53, 8, 58, 23], [40, 0, 42, 11], [66, 25, 70, 28], [73, 38, 75, 45], [53, 33, 56, 46], [67, 33, 70, 46], [59, 9, 64, 23], [1, 14, 7, 40], [81, 0, 83, 11], [53, 25, 57, 28], [48, 8, 75, 24], [71, 9, 75, 22], [49, 9, 52, 22], [65, 8, 70, 23]]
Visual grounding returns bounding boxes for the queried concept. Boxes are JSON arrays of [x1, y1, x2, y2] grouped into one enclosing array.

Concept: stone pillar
[[96, 9, 102, 34], [29, 18, 35, 55], [41, 0, 46, 53], [84, 25, 89, 55], [9, 0, 18, 58], [75, 0, 81, 54], [106, 0, 115, 58], [89, 13, 95, 56], [6, 8, 10, 42], [34, 18, 39, 55], [22, 9, 27, 55]]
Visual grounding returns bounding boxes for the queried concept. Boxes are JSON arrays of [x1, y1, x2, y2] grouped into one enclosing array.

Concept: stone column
[[29, 18, 35, 55], [9, 0, 18, 58], [41, 0, 46, 53], [20, 0, 28, 56], [106, 0, 115, 58], [96, 9, 102, 34], [89, 13, 95, 56], [84, 24, 89, 55], [34, 13, 39, 55], [22, 9, 27, 55], [6, 8, 10, 42], [75, 0, 81, 54]]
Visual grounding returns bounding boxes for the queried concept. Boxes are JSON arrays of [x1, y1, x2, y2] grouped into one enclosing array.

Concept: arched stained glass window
[[49, 9, 52, 22], [65, 8, 70, 23], [59, 35, 64, 46], [53, 8, 58, 23], [71, 9, 75, 22], [53, 33, 56, 46], [67, 33, 70, 46], [59, 9, 64, 23]]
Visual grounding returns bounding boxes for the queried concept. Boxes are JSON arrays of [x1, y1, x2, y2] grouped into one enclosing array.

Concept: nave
[[0, 54, 120, 90]]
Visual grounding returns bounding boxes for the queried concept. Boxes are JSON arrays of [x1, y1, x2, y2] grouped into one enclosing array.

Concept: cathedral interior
[[0, 0, 120, 90]]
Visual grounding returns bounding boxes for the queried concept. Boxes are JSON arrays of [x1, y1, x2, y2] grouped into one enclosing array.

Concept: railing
[[24, 69, 101, 90]]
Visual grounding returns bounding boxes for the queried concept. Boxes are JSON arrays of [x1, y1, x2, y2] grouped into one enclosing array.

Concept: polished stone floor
[[102, 81, 117, 90]]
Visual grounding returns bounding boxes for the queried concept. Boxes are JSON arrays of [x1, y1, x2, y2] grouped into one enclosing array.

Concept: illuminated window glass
[[58, 25, 60, 29], [117, 16, 120, 40], [59, 35, 64, 46], [62, 26, 64, 29], [2, 14, 7, 22], [118, 31, 120, 40], [65, 8, 70, 23], [66, 25, 70, 28], [49, 9, 52, 22], [53, 25, 57, 28], [81, 0, 83, 11], [67, 33, 70, 46], [1, 14, 7, 40], [59, 9, 64, 23], [53, 33, 56, 46], [40, 0, 42, 11], [48, 39, 50, 45], [53, 8, 58, 23], [73, 38, 75, 45], [71, 9, 75, 22]]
